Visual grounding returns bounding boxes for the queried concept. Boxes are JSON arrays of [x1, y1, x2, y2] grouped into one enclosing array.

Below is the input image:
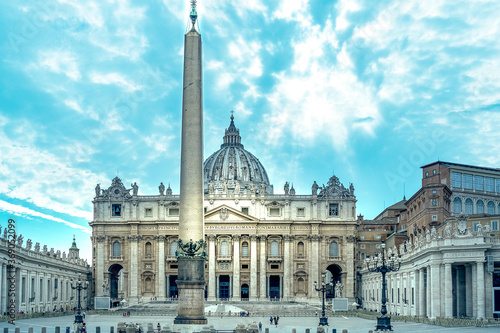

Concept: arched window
[[487, 201, 495, 215], [270, 241, 279, 257], [297, 242, 305, 257], [113, 241, 121, 257], [170, 241, 178, 256], [329, 241, 339, 257], [220, 241, 229, 256], [465, 198, 473, 214], [453, 197, 462, 214], [145, 242, 152, 257], [476, 200, 484, 214], [242, 242, 249, 257]]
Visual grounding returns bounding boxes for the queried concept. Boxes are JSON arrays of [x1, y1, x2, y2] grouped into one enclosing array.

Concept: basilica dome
[[203, 116, 273, 194]]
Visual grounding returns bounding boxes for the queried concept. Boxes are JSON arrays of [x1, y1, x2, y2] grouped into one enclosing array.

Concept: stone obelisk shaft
[[174, 28, 207, 325]]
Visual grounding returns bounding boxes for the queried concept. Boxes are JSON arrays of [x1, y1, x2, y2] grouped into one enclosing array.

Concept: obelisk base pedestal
[[174, 257, 207, 325]]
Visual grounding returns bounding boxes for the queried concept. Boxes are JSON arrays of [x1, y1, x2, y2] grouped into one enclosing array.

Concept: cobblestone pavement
[[0, 314, 499, 333]]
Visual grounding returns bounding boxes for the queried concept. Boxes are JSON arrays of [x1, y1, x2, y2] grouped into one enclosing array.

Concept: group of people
[[270, 315, 280, 327], [122, 311, 131, 317]]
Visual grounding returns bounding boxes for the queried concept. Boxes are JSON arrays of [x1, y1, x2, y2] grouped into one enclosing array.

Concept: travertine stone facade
[[90, 118, 358, 305]]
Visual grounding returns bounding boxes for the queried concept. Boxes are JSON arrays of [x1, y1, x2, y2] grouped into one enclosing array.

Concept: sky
[[1, 0, 500, 263]]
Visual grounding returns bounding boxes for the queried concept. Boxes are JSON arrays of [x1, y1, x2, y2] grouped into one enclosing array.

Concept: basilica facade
[[90, 116, 358, 305]]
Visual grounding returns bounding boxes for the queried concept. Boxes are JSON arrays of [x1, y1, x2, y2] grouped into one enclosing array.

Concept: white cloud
[[273, 0, 309, 22], [0, 200, 91, 234], [38, 50, 81, 80], [90, 72, 140, 91]]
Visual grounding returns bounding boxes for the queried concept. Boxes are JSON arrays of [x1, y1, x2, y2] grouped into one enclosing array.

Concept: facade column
[[283, 235, 291, 300], [444, 263, 453, 317], [476, 261, 485, 319], [426, 266, 431, 318], [430, 264, 440, 319], [249, 235, 258, 301], [157, 236, 166, 300], [309, 235, 321, 301], [128, 235, 141, 304], [232, 235, 241, 300], [345, 235, 356, 298], [207, 236, 216, 301], [259, 236, 267, 300], [95, 236, 106, 297]]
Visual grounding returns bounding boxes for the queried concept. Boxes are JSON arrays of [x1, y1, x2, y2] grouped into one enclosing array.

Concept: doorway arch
[[109, 264, 123, 306], [326, 264, 342, 298]]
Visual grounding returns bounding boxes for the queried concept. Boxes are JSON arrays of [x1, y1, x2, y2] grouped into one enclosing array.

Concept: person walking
[[270, 316, 273, 325], [258, 322, 262, 332]]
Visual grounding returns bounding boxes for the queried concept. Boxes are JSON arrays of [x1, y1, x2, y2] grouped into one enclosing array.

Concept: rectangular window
[[22, 277, 26, 302], [375, 235, 382, 239], [432, 199, 438, 206], [432, 215, 437, 221], [361, 253, 365, 260], [145, 208, 153, 217], [112, 204, 121, 216], [40, 279, 43, 302], [433, 169, 436, 175], [54, 278, 58, 289], [170, 264, 178, 269], [492, 221, 499, 231], [360, 235, 366, 240], [242, 264, 249, 269], [297, 207, 305, 217], [425, 171, 429, 177], [473, 222, 480, 232], [497, 179, 500, 193], [271, 264, 279, 270], [269, 208, 280, 216], [242, 207, 249, 215], [463, 174, 473, 189], [451, 172, 462, 188], [169, 208, 179, 216], [474, 175, 484, 191], [329, 203, 339, 216], [485, 177, 495, 192]]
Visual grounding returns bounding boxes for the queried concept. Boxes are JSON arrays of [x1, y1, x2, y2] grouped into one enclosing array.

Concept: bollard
[[306, 329, 310, 333], [55, 327, 60, 333], [147, 323, 154, 333], [332, 330, 336, 333], [15, 328, 20, 333], [42, 328, 47, 333], [368, 331, 373, 333], [110, 326, 114, 333], [265, 328, 269, 333], [66, 327, 70, 333], [4, 327, 8, 333], [342, 330, 348, 333], [292, 329, 296, 333], [28, 328, 33, 333], [96, 327, 101, 333], [316, 327, 325, 333]]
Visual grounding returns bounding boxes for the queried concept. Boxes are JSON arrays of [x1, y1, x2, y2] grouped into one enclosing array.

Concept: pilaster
[[476, 261, 485, 319], [250, 235, 258, 301], [95, 235, 106, 297], [232, 235, 241, 300], [283, 235, 292, 299], [207, 236, 216, 301], [259, 235, 267, 300], [157, 236, 166, 300], [444, 263, 452, 317]]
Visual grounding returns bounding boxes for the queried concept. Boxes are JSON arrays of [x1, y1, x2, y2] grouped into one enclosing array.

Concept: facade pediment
[[205, 205, 259, 222]]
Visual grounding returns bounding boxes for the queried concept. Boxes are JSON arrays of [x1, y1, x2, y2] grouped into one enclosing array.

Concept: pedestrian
[[277, 315, 280, 324], [270, 316, 273, 325], [274, 316, 277, 327], [83, 311, 86, 319], [221, 312, 223, 319], [258, 322, 262, 332], [81, 323, 86, 333], [315, 310, 318, 316], [157, 323, 161, 332]]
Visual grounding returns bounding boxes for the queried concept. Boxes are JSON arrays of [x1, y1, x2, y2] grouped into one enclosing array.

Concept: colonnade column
[[95, 236, 106, 297], [283, 235, 292, 300], [232, 235, 240, 300], [430, 264, 440, 319], [207, 236, 216, 301], [476, 261, 485, 319], [157, 236, 166, 300], [128, 235, 141, 304], [444, 263, 453, 317], [465, 264, 473, 317], [249, 235, 258, 301], [259, 236, 267, 300]]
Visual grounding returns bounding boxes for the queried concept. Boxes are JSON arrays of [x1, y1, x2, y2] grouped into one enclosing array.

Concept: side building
[[90, 116, 358, 305], [359, 161, 500, 319], [0, 234, 91, 314]]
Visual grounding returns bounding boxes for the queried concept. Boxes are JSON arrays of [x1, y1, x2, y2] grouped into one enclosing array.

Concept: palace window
[[242, 242, 249, 257], [112, 204, 121, 216], [433, 169, 436, 175], [492, 221, 499, 231], [485, 177, 495, 192], [242, 207, 249, 215], [329, 241, 338, 257], [488, 201, 495, 215], [453, 197, 462, 213], [145, 208, 153, 217], [170, 241, 178, 256], [465, 198, 473, 214], [113, 241, 121, 257], [169, 208, 179, 216], [425, 172, 429, 177], [297, 242, 304, 257], [329, 203, 339, 216], [451, 172, 462, 188], [473, 222, 481, 232], [497, 179, 500, 193], [476, 200, 485, 214], [269, 208, 280, 216], [463, 174, 473, 189], [432, 215, 437, 221], [145, 242, 152, 257], [270, 241, 279, 257], [474, 176, 484, 191], [432, 199, 438, 206]]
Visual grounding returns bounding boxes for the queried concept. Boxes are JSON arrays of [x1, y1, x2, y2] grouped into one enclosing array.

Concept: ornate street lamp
[[314, 272, 333, 326], [366, 242, 401, 331], [70, 274, 89, 324]]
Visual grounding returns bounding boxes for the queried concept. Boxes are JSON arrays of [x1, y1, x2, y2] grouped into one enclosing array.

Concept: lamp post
[[365, 242, 401, 331], [70, 274, 89, 324], [314, 272, 333, 326]]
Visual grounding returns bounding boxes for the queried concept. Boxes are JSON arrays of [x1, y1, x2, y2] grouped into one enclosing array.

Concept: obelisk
[[174, 0, 207, 325]]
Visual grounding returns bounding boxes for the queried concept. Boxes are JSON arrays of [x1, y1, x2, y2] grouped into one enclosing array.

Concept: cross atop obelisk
[[173, 0, 207, 326]]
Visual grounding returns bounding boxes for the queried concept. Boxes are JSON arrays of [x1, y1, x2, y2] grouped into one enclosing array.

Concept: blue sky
[[1, 0, 500, 262]]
